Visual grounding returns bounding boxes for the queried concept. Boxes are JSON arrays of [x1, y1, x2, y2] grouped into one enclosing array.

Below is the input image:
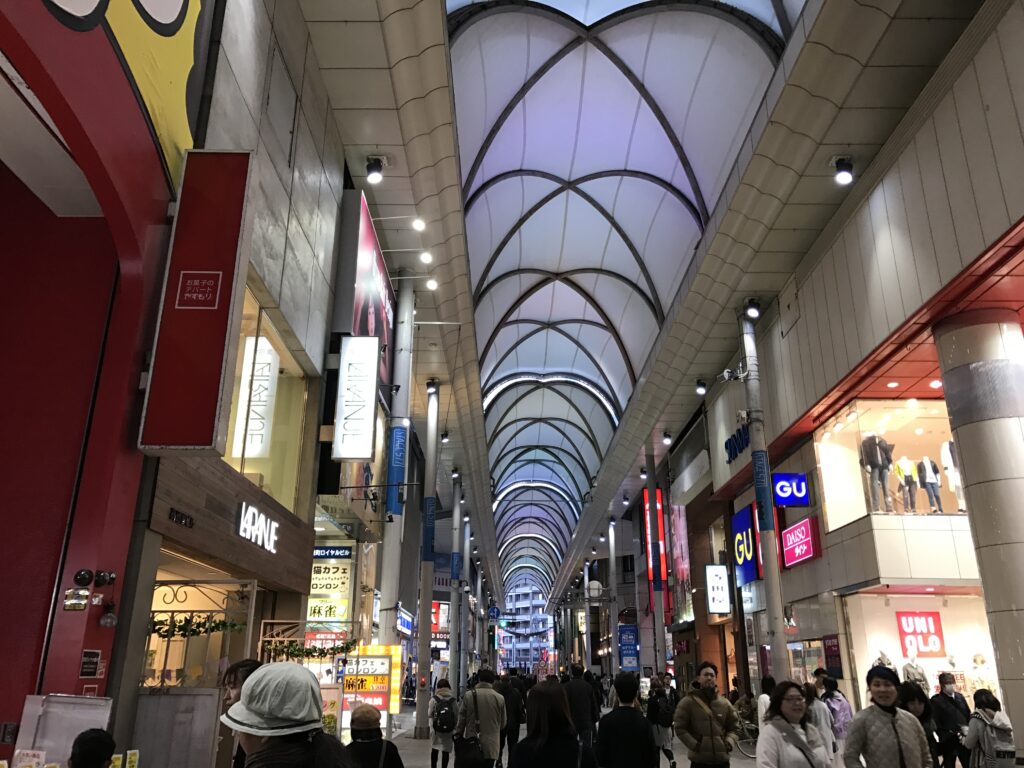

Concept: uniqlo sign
[[896, 612, 946, 658]]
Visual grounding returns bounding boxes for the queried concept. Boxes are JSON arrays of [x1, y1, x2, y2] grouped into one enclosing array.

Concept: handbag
[[454, 691, 492, 768]]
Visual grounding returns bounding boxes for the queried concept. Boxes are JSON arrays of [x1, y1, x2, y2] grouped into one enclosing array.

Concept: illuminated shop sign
[[705, 564, 731, 614], [333, 336, 380, 461], [897, 611, 946, 658], [313, 546, 353, 559], [397, 608, 414, 637], [731, 504, 762, 587], [772, 472, 810, 506], [781, 517, 819, 568], [238, 502, 278, 553], [232, 337, 279, 458], [642, 487, 671, 613], [724, 423, 750, 464]]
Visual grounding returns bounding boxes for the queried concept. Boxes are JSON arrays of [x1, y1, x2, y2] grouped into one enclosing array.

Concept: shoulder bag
[[454, 690, 491, 768]]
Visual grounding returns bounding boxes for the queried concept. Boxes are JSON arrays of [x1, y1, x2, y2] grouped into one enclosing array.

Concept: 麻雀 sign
[[781, 517, 819, 568], [896, 611, 945, 658]]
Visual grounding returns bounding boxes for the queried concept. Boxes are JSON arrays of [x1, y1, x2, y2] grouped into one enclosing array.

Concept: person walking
[[348, 704, 404, 768], [673, 661, 741, 767], [899, 682, 939, 768], [821, 677, 853, 763], [803, 683, 835, 758], [647, 676, 678, 768], [455, 667, 507, 762], [758, 676, 777, 728], [509, 680, 597, 768], [428, 679, 458, 768], [843, 666, 931, 768], [597, 672, 658, 768], [962, 689, 1014, 768], [931, 673, 971, 768], [68, 729, 116, 768], [220, 662, 350, 768], [756, 681, 830, 768], [221, 658, 263, 768], [497, 674, 526, 766], [565, 665, 600, 747]]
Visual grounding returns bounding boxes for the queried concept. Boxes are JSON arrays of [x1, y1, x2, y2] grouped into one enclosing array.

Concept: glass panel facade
[[224, 289, 307, 511], [814, 399, 967, 532]]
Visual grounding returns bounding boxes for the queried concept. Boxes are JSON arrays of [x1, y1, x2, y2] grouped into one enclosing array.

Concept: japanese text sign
[[706, 564, 731, 614], [781, 517, 819, 568], [896, 612, 946, 658]]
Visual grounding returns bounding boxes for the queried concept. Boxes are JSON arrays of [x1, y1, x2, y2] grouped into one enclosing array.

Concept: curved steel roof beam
[[495, 479, 581, 518], [499, 533, 564, 561], [496, 457, 586, 501], [484, 373, 621, 424], [487, 416, 603, 465], [487, 381, 610, 451], [482, 319, 634, 392], [502, 544, 560, 574], [478, 278, 636, 380], [493, 444, 594, 490], [503, 563, 554, 589], [494, 489, 579, 530], [465, 168, 702, 231], [497, 515, 571, 551]]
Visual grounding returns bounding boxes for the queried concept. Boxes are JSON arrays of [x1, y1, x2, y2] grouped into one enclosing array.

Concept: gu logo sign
[[773, 472, 810, 506], [896, 612, 946, 658], [731, 504, 762, 587]]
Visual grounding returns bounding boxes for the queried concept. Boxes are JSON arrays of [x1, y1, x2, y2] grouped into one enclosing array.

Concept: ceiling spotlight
[[834, 156, 854, 186], [591, 547, 597, 555], [412, 217, 426, 232], [470, 533, 475, 541], [419, 251, 433, 264], [609, 517, 616, 527], [621, 494, 629, 507], [366, 157, 384, 185], [929, 379, 943, 389], [425, 277, 439, 291], [599, 534, 606, 542], [886, 381, 899, 389], [463, 514, 470, 522], [441, 431, 450, 444], [473, 547, 479, 554], [639, 467, 647, 480], [426, 378, 438, 394], [744, 298, 761, 319], [695, 379, 708, 397], [662, 431, 672, 446], [452, 467, 460, 479], [461, 493, 466, 503]]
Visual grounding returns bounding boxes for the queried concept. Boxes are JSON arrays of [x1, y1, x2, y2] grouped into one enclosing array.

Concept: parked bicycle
[[736, 716, 759, 758]]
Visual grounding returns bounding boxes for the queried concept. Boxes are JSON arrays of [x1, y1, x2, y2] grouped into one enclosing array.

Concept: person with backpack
[[647, 677, 677, 768], [429, 679, 458, 768], [821, 677, 853, 764], [962, 689, 1014, 768]]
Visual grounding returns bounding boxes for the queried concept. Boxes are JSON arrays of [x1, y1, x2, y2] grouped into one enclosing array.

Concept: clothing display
[[903, 661, 929, 692], [862, 435, 896, 513], [917, 458, 944, 513], [894, 458, 919, 514], [874, 652, 897, 672], [941, 440, 967, 512]]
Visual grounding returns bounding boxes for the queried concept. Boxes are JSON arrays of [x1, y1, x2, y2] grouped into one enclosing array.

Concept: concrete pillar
[[608, 516, 619, 676], [459, 510, 471, 693], [583, 560, 592, 669], [413, 381, 439, 738], [449, 481, 462, 691], [379, 277, 415, 646], [933, 309, 1024, 743]]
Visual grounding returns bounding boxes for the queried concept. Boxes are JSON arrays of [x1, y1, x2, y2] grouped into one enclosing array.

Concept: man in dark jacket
[[930, 673, 970, 768], [565, 665, 600, 746], [597, 672, 658, 768], [497, 674, 526, 766]]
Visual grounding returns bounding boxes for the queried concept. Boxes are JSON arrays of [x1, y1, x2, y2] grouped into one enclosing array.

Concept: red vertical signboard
[[139, 151, 251, 453]]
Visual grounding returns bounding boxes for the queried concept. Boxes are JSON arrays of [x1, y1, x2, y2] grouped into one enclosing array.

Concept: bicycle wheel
[[736, 722, 758, 758]]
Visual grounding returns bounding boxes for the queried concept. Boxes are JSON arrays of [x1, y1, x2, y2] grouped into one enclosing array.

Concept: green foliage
[[149, 616, 246, 639]]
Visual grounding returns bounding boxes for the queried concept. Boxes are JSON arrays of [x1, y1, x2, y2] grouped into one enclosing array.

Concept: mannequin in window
[[903, 653, 929, 691], [940, 440, 967, 513], [894, 456, 919, 514], [874, 651, 897, 672], [860, 433, 895, 513], [918, 457, 944, 514]]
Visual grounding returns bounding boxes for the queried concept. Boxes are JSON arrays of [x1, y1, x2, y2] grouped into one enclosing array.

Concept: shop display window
[[787, 639, 825, 685], [813, 399, 967, 532], [224, 290, 307, 511]]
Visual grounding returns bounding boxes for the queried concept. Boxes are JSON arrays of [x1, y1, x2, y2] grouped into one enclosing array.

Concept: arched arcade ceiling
[[448, 0, 794, 600]]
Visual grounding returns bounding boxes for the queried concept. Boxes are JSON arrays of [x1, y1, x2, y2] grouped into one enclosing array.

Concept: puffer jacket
[[756, 718, 830, 768], [843, 705, 932, 768], [673, 691, 741, 765]]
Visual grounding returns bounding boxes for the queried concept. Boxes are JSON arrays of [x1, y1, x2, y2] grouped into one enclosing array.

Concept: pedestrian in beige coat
[[844, 666, 931, 768], [673, 661, 741, 766], [456, 668, 507, 760]]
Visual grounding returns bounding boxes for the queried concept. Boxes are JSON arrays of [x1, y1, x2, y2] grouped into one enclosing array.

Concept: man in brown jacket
[[673, 661, 741, 767], [456, 668, 507, 760]]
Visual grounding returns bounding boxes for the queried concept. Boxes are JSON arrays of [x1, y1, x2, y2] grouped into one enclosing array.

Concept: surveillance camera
[[719, 368, 732, 382]]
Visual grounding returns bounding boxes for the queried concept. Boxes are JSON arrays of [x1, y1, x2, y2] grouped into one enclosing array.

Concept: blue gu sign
[[772, 472, 810, 506]]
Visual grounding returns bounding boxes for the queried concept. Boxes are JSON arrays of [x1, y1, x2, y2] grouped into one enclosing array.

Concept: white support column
[[449, 479, 462, 693], [608, 516, 619, 676]]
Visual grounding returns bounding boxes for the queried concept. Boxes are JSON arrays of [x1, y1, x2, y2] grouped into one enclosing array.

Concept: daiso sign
[[781, 517, 819, 568], [896, 612, 946, 658]]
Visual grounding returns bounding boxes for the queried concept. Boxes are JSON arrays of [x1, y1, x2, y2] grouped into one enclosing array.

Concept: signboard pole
[[379, 277, 414, 646], [449, 480, 463, 696], [608, 516, 619, 676], [414, 382, 439, 739], [460, 506, 472, 694], [739, 314, 791, 680]]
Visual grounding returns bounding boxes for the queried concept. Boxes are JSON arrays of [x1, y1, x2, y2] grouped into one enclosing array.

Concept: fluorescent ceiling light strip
[[483, 374, 618, 426], [493, 480, 580, 519]]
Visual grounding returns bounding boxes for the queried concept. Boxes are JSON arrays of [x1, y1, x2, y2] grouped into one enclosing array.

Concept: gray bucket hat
[[221, 662, 323, 736]]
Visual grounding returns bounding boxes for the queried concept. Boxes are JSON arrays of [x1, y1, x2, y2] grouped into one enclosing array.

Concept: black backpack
[[433, 695, 457, 733], [657, 694, 674, 726]]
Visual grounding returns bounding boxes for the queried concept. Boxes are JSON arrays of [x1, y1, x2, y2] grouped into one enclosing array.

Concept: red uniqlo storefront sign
[[139, 151, 251, 453], [896, 611, 946, 658]]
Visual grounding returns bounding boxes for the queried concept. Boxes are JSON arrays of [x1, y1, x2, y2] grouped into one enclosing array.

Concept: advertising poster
[[669, 504, 694, 624]]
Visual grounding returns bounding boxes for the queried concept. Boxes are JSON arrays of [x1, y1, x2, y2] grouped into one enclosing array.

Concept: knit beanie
[[866, 665, 900, 687]]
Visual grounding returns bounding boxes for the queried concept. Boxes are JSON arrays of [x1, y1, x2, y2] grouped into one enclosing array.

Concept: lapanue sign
[[332, 336, 380, 461]]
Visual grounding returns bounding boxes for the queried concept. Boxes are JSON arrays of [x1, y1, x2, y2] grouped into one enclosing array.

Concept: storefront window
[[814, 399, 966, 531], [787, 639, 825, 684], [224, 289, 307, 511]]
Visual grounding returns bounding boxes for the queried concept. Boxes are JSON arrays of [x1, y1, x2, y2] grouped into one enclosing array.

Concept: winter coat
[[756, 718, 830, 768], [963, 708, 1014, 768], [597, 706, 658, 768], [428, 688, 457, 751], [509, 730, 597, 768], [758, 693, 771, 727], [565, 678, 600, 733], [673, 691, 741, 765], [931, 692, 971, 746], [456, 683, 507, 760], [807, 698, 835, 757], [243, 732, 349, 768], [348, 731, 404, 768], [843, 705, 932, 768], [823, 691, 854, 740]]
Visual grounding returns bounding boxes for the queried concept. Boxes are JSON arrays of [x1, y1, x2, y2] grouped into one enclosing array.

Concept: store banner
[[618, 624, 640, 672], [781, 516, 820, 568], [332, 191, 397, 396], [642, 487, 671, 613], [706, 564, 731, 614], [823, 634, 843, 678], [384, 424, 407, 516], [139, 151, 251, 454], [333, 336, 380, 461], [773, 472, 810, 507], [731, 504, 763, 587], [896, 611, 946, 658]]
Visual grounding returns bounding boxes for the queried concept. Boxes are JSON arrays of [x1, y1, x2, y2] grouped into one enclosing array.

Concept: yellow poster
[[126, 750, 139, 768], [111, 757, 124, 768], [307, 597, 350, 623]]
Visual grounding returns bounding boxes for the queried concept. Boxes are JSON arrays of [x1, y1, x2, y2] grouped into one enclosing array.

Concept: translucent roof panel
[[449, 0, 783, 598]]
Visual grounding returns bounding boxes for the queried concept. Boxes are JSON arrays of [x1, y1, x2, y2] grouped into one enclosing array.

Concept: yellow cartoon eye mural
[[45, 0, 216, 187]]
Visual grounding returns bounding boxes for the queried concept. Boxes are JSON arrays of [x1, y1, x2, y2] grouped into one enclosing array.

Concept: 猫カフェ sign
[[238, 502, 279, 553]]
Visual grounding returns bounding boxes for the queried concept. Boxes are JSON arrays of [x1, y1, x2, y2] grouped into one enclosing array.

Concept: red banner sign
[[139, 151, 250, 453], [896, 611, 946, 658], [781, 517, 819, 568]]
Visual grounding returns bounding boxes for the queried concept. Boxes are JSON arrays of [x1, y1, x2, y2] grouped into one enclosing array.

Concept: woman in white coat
[[427, 679, 457, 768], [757, 681, 831, 768]]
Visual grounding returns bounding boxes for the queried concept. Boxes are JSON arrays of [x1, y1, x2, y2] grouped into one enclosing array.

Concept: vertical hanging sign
[[333, 336, 380, 461], [384, 424, 407, 515], [140, 151, 252, 454]]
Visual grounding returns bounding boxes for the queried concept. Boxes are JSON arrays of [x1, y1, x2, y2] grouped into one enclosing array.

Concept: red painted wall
[[0, 161, 117, 738]]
